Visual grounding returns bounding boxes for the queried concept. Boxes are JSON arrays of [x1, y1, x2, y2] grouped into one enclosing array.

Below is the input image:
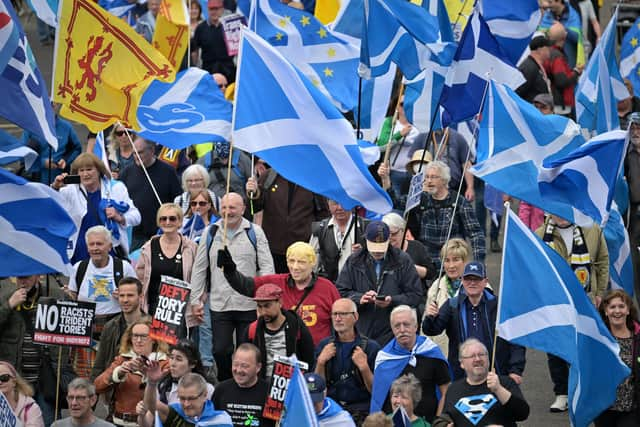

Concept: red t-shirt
[[254, 274, 340, 345]]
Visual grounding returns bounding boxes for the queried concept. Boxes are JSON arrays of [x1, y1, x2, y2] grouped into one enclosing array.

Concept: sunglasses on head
[[159, 216, 178, 222], [0, 374, 13, 383], [190, 201, 209, 207]]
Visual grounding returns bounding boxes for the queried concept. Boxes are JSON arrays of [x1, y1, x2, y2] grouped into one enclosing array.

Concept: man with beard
[[432, 339, 529, 427]]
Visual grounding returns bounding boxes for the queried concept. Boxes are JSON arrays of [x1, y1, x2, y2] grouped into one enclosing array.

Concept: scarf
[[169, 400, 233, 426], [542, 220, 591, 292], [370, 335, 447, 413], [98, 198, 129, 241]]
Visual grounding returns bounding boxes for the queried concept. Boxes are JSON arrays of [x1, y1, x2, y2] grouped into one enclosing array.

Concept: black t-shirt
[[382, 356, 450, 423], [149, 238, 184, 314], [165, 406, 195, 427], [212, 379, 275, 427], [438, 376, 529, 427], [120, 160, 181, 239]]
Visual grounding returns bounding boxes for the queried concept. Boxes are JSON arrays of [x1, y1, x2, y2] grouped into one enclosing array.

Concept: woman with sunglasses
[[136, 203, 198, 326], [0, 361, 44, 427], [595, 289, 640, 426], [108, 126, 135, 179], [94, 317, 169, 426], [181, 189, 220, 241]]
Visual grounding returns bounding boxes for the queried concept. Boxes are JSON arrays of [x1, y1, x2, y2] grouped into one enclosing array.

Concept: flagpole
[[382, 83, 405, 165], [356, 77, 363, 139], [121, 124, 163, 206], [187, 0, 192, 68], [491, 201, 510, 372]]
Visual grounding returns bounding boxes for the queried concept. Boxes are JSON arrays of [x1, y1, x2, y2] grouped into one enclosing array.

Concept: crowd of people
[[3, 0, 640, 426]]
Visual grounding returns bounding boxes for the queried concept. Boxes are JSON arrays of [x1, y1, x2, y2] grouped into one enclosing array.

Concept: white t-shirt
[[69, 257, 136, 315]]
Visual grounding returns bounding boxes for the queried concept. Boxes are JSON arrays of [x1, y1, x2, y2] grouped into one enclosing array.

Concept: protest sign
[[263, 355, 309, 421], [0, 392, 17, 427], [404, 170, 424, 216], [149, 276, 190, 345], [221, 13, 246, 56], [34, 298, 95, 347]]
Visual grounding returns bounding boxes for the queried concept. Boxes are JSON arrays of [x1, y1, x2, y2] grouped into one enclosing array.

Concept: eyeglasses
[[132, 333, 149, 341], [0, 374, 13, 383], [218, 83, 227, 89], [461, 352, 488, 360], [190, 201, 209, 207], [331, 311, 355, 318], [159, 216, 178, 223], [66, 394, 92, 402], [178, 391, 204, 402], [186, 178, 204, 184], [114, 130, 126, 136], [425, 175, 441, 180]]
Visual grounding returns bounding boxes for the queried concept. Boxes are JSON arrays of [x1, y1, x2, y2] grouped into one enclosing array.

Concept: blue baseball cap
[[463, 261, 486, 278]]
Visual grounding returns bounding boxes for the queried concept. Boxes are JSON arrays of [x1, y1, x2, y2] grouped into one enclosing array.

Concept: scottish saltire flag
[[538, 130, 628, 224], [99, 0, 135, 24], [249, 0, 359, 111], [620, 16, 640, 98], [92, 131, 112, 176], [391, 406, 411, 427], [329, 0, 361, 39], [181, 213, 206, 241], [0, 0, 57, 149], [25, 0, 57, 27], [280, 361, 320, 427], [471, 80, 594, 225], [604, 203, 635, 296], [440, 10, 525, 125], [234, 29, 392, 214], [576, 8, 628, 135], [498, 209, 631, 427], [0, 169, 75, 276], [354, 68, 395, 142], [137, 68, 232, 149], [0, 129, 37, 169], [479, 0, 541, 65], [359, 0, 455, 80]]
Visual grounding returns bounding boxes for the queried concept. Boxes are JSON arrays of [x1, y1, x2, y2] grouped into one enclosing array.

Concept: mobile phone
[[63, 175, 81, 185], [375, 295, 387, 301]]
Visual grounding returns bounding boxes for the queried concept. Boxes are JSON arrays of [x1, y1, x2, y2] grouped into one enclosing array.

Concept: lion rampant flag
[[153, 0, 189, 69], [53, 0, 175, 131]]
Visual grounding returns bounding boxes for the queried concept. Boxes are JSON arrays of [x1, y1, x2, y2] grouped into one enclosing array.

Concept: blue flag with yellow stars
[[620, 14, 640, 98], [248, 0, 359, 111]]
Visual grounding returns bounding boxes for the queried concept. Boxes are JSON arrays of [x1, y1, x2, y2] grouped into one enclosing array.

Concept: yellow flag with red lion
[[153, 0, 190, 69], [53, 0, 175, 131]]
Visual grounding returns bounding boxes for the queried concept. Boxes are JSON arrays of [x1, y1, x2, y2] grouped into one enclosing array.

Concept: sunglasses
[[0, 374, 14, 383], [190, 201, 209, 207], [159, 216, 178, 223], [114, 130, 126, 136]]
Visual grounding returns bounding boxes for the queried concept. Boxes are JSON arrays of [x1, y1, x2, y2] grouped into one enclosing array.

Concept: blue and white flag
[[249, 0, 359, 111], [498, 209, 631, 427], [137, 67, 232, 149], [472, 80, 592, 226], [0, 129, 37, 169], [538, 130, 628, 225], [99, 0, 135, 24], [391, 406, 411, 427], [330, 0, 362, 40], [0, 0, 57, 150], [620, 15, 640, 98], [604, 203, 635, 296], [479, 0, 541, 65], [280, 361, 320, 427], [370, 335, 446, 413], [25, 0, 57, 27], [0, 168, 75, 276], [440, 10, 525, 125], [576, 8, 628, 135], [359, 0, 455, 80], [354, 68, 395, 142], [92, 131, 112, 176], [181, 213, 206, 241], [233, 28, 392, 214]]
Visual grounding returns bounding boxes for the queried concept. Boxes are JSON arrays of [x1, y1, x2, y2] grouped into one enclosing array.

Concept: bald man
[[190, 192, 275, 380], [217, 241, 341, 345]]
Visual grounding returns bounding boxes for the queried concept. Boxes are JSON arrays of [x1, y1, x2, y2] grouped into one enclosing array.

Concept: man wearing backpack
[[314, 298, 380, 425], [67, 225, 136, 378], [190, 192, 275, 381]]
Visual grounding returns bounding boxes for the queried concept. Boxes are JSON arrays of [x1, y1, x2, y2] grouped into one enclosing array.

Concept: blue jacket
[[422, 288, 526, 380]]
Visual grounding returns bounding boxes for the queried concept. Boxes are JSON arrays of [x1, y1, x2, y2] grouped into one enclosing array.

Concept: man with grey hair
[[432, 338, 529, 427], [385, 160, 485, 268], [120, 137, 181, 250], [370, 305, 449, 424], [52, 378, 115, 426], [144, 368, 233, 426], [314, 298, 381, 423]]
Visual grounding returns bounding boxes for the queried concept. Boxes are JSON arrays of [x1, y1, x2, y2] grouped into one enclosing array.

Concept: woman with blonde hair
[[0, 361, 44, 427], [94, 317, 170, 426]]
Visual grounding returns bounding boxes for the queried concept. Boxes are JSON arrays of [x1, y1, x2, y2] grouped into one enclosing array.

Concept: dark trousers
[[547, 353, 569, 395], [594, 409, 640, 427], [210, 310, 256, 381], [272, 253, 288, 274]]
